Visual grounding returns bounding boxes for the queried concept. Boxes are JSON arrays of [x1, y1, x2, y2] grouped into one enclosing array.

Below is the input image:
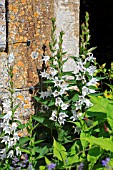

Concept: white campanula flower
[[75, 100, 82, 110], [53, 90, 59, 97], [53, 77, 63, 87], [87, 66, 96, 76], [11, 122, 18, 132], [70, 110, 82, 121], [3, 111, 12, 121], [13, 132, 20, 143], [58, 112, 68, 125], [89, 88, 96, 94], [84, 53, 96, 63], [49, 110, 57, 121], [82, 86, 96, 96], [76, 74, 86, 83], [16, 146, 21, 156], [61, 103, 69, 110], [86, 77, 98, 86], [40, 90, 52, 99], [77, 61, 86, 73], [0, 148, 6, 160], [8, 138, 15, 148], [74, 126, 81, 134], [3, 125, 11, 135], [79, 95, 85, 104], [2, 100, 10, 111], [42, 55, 50, 64], [82, 86, 89, 96], [31, 51, 38, 59], [7, 150, 14, 158], [55, 97, 63, 106], [84, 99, 93, 108], [53, 59, 58, 66], [50, 67, 58, 76], [40, 69, 49, 78], [1, 135, 10, 145], [60, 83, 69, 91], [46, 74, 54, 80]]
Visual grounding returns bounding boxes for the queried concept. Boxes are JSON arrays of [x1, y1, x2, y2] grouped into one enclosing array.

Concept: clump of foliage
[[0, 12, 113, 170]]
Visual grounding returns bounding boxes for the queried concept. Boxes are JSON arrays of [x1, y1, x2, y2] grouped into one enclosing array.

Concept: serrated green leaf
[[83, 136, 113, 152], [88, 96, 113, 130], [53, 138, 67, 161]]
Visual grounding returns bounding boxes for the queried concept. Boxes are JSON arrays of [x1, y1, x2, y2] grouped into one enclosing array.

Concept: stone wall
[[0, 0, 79, 118], [0, 0, 6, 51]]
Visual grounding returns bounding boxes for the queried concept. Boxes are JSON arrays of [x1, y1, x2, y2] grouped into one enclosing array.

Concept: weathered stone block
[[0, 0, 6, 51]]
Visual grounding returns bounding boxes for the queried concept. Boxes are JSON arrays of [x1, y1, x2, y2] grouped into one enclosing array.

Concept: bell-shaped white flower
[[61, 103, 69, 110], [42, 55, 50, 64], [55, 97, 63, 106], [7, 150, 14, 158], [49, 110, 57, 121], [58, 112, 68, 125]]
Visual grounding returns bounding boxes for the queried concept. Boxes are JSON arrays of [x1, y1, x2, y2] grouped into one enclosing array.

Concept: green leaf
[[39, 166, 46, 170], [67, 155, 79, 165], [34, 96, 41, 102], [87, 146, 103, 170], [88, 96, 113, 130], [71, 93, 79, 102], [80, 132, 89, 151], [12, 104, 19, 113], [34, 140, 44, 145], [36, 146, 49, 156], [83, 136, 113, 152], [69, 142, 78, 156], [32, 116, 45, 124], [20, 149, 30, 154], [45, 157, 51, 165], [48, 99, 55, 106], [53, 138, 67, 161], [19, 137, 30, 146]]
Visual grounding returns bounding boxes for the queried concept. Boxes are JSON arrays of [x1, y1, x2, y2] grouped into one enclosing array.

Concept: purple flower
[[78, 163, 84, 170], [101, 158, 110, 166], [47, 163, 56, 170], [13, 157, 19, 163], [28, 163, 33, 170]]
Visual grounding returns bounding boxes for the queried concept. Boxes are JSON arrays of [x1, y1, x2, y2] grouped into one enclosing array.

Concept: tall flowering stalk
[[34, 15, 98, 128], [0, 66, 21, 168]]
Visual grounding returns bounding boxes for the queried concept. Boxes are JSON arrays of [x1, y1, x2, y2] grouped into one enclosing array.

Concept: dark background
[[80, 0, 113, 68]]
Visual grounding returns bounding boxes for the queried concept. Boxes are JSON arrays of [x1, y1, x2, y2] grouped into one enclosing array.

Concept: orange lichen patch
[[19, 28, 23, 33], [34, 12, 39, 17], [13, 7, 18, 13], [17, 61, 24, 67], [10, 15, 15, 21], [18, 128, 28, 137], [20, 10, 25, 15], [24, 104, 31, 109], [9, 4, 13, 10], [24, 100, 29, 104], [21, 0, 26, 3], [13, 68, 18, 74], [17, 95, 24, 101]]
